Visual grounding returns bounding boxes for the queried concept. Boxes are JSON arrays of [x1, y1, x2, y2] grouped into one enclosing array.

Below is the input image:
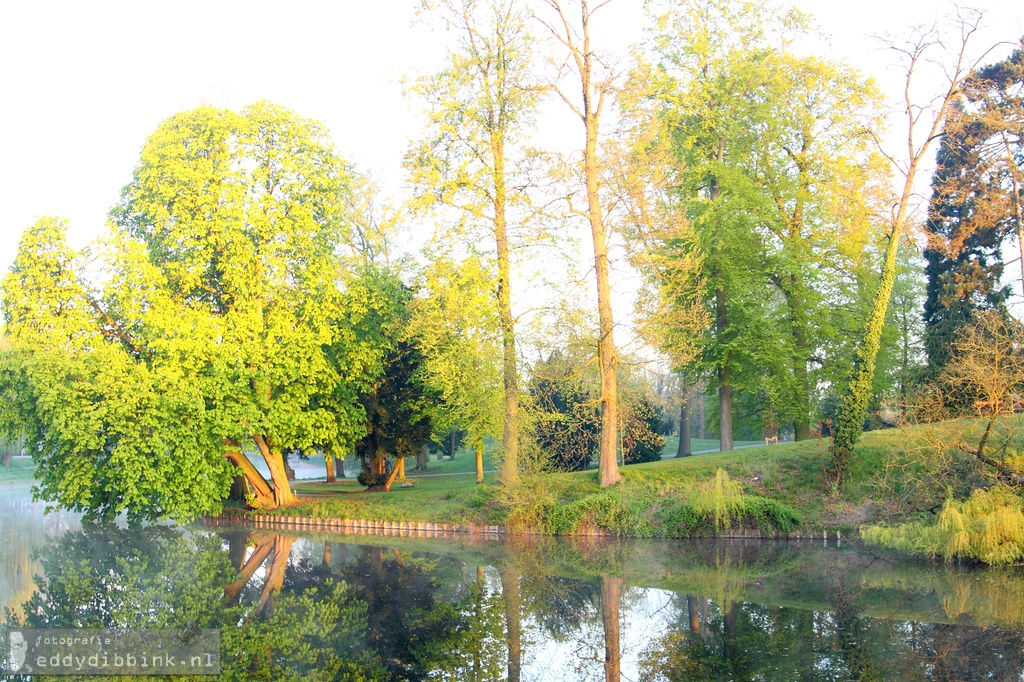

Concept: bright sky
[[1, 0, 1020, 293]]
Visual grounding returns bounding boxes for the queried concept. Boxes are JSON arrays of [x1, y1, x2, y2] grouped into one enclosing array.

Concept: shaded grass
[[0, 458, 35, 485]]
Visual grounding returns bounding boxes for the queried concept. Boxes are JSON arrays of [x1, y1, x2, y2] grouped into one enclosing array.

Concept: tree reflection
[[5, 526, 1024, 681]]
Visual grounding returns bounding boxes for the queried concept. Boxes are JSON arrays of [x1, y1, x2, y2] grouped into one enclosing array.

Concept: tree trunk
[[253, 435, 296, 507], [723, 602, 738, 662], [710, 137, 733, 454], [450, 431, 456, 460], [786, 285, 811, 441], [695, 393, 705, 439], [223, 444, 275, 509], [396, 456, 406, 482], [474, 438, 484, 485], [719, 374, 733, 452], [228, 475, 247, 502], [416, 445, 429, 471], [224, 535, 274, 605], [687, 595, 700, 634], [492, 126, 520, 488], [2, 452, 10, 468], [601, 576, 623, 682], [378, 457, 403, 492], [563, 1, 621, 488], [500, 564, 522, 682], [676, 395, 691, 457], [256, 534, 294, 616], [283, 453, 296, 482], [325, 455, 336, 483]]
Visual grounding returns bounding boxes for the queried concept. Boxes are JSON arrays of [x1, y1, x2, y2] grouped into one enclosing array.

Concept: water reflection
[[0, 518, 1022, 681]]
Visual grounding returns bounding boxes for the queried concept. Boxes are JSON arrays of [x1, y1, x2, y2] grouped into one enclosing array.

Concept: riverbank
[[249, 416, 1020, 540]]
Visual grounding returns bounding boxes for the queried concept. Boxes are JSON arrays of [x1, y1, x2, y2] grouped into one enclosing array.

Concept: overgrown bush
[[862, 485, 1024, 565], [357, 470, 389, 488], [691, 469, 747, 530]]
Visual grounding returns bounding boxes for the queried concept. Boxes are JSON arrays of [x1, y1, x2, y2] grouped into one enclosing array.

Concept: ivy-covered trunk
[[829, 231, 902, 487]]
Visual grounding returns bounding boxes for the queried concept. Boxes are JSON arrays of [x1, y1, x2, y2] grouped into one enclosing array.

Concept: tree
[[830, 11, 997, 487], [348, 268, 436, 492], [535, 0, 622, 486], [529, 348, 601, 472], [1, 103, 363, 519], [639, 0, 886, 447], [923, 43, 1023, 373], [407, 0, 540, 486], [410, 254, 504, 484]]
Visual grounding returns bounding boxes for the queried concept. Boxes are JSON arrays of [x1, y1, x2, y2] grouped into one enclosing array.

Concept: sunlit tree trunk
[[493, 127, 521, 487], [225, 535, 275, 605], [475, 438, 485, 485], [325, 453, 336, 483], [257, 535, 295, 615], [253, 435, 296, 506]]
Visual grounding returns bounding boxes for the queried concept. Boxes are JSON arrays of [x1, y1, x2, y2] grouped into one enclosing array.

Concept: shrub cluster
[[862, 485, 1024, 565]]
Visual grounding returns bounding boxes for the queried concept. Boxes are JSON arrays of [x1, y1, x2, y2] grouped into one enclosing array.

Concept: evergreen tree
[[923, 44, 1022, 373]]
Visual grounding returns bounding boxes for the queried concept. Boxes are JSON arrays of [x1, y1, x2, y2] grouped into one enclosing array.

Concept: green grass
[[273, 416, 1024, 540], [0, 458, 36, 485], [660, 435, 763, 455]]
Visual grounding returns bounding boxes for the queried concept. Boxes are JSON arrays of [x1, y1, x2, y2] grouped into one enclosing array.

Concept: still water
[[1, 484, 1023, 681]]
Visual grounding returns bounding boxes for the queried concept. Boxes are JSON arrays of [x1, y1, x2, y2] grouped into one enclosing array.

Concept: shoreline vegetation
[[213, 416, 1024, 565]]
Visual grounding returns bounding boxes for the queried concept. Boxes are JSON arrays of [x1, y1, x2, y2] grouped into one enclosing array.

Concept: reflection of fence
[[202, 514, 511, 539]]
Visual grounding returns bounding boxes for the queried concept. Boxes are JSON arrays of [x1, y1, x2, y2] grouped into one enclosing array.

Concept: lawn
[[261, 415, 1024, 539], [0, 458, 36, 485]]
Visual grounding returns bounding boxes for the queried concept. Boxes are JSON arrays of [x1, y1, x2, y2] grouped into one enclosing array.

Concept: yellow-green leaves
[[1, 103, 363, 519]]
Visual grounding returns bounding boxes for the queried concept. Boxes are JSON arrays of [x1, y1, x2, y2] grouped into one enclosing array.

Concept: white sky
[[0, 0, 1021, 304]]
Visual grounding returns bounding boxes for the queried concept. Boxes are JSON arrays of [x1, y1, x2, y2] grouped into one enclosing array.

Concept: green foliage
[[0, 103, 387, 519], [528, 348, 600, 472], [356, 470, 390, 488], [690, 468, 746, 530], [863, 486, 1024, 565], [409, 255, 503, 455], [635, 0, 887, 443], [347, 270, 436, 478], [621, 389, 667, 464], [923, 45, 1022, 374]]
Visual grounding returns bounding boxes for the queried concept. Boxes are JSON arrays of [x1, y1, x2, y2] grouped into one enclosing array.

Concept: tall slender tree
[[407, 0, 539, 486], [535, 0, 622, 485]]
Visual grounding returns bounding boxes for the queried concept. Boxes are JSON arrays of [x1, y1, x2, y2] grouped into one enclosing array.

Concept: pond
[[1, 484, 1023, 681]]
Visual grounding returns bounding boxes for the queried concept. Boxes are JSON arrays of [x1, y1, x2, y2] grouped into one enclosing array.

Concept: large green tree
[[639, 0, 885, 445], [1, 103, 369, 518], [407, 0, 539, 486]]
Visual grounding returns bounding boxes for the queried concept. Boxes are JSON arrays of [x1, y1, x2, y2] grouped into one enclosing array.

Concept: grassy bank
[[0, 458, 35, 485], [267, 416, 1023, 540]]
